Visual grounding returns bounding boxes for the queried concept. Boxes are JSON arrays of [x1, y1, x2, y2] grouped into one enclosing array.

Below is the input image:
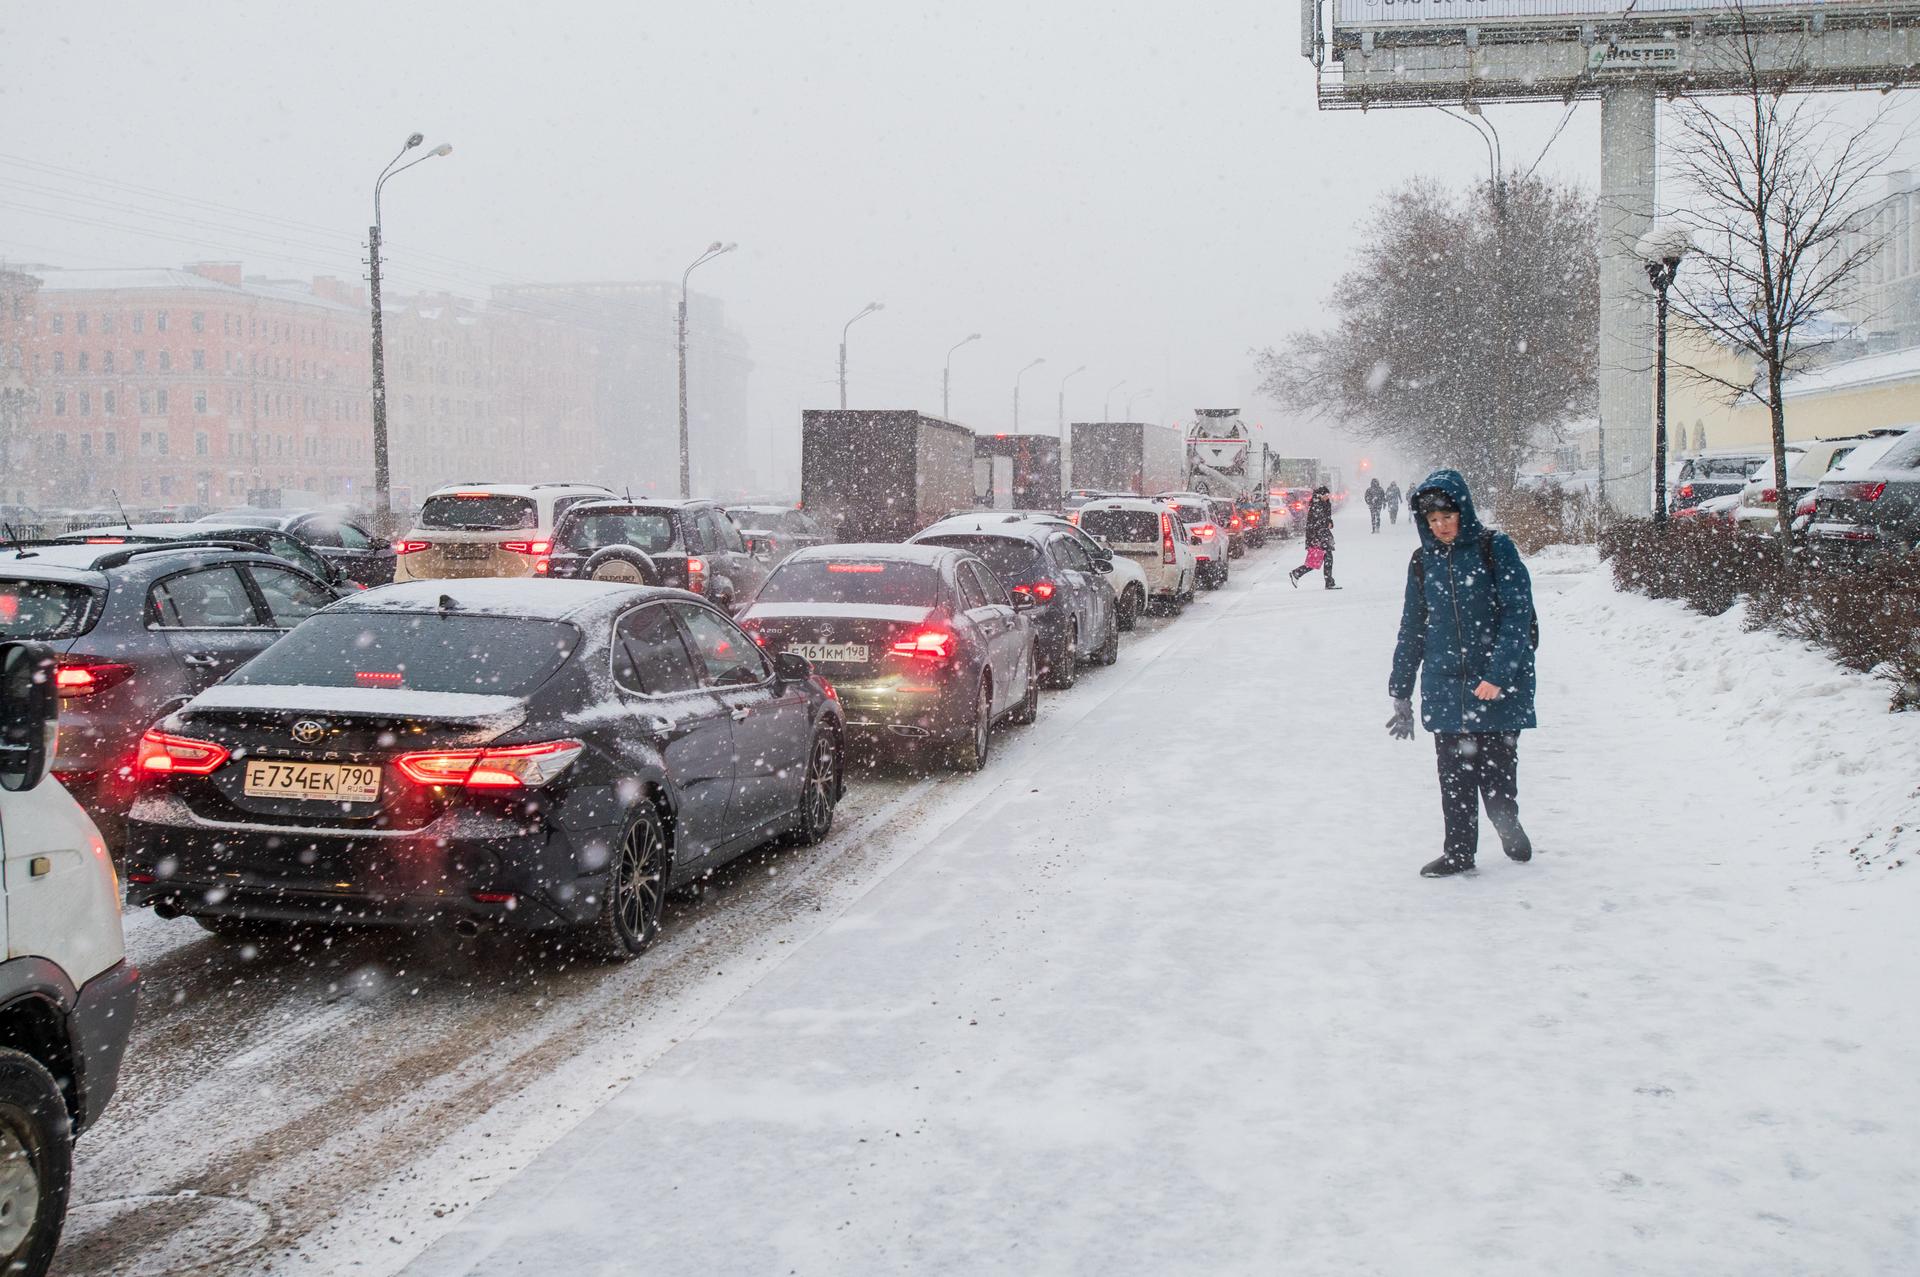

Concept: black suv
[[0, 540, 343, 841], [57, 522, 358, 592], [544, 500, 768, 613], [196, 507, 395, 587], [1808, 429, 1920, 563], [123, 580, 844, 959]]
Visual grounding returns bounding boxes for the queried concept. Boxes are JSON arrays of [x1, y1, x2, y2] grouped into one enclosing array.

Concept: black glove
[[1386, 698, 1415, 741]]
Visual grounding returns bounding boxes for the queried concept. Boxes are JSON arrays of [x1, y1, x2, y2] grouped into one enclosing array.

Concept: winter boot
[[1420, 854, 1474, 878], [1504, 838, 1533, 863], [1324, 579, 1340, 590], [1288, 568, 1303, 587]]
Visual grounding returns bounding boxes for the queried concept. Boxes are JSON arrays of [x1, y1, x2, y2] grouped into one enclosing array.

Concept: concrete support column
[[1597, 85, 1658, 516]]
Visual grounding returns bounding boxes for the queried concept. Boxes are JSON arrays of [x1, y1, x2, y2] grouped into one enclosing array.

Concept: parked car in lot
[[1072, 497, 1197, 614], [0, 541, 344, 843], [724, 505, 826, 565], [1670, 450, 1772, 514], [543, 499, 768, 612], [0, 641, 141, 1277], [123, 580, 844, 959], [392, 482, 615, 582], [1732, 437, 1883, 538], [1158, 496, 1230, 588], [1234, 494, 1270, 548], [195, 507, 396, 586], [736, 545, 1038, 770], [922, 511, 1152, 632], [910, 522, 1118, 688], [1673, 492, 1743, 525], [1808, 427, 1920, 564], [56, 521, 354, 592]]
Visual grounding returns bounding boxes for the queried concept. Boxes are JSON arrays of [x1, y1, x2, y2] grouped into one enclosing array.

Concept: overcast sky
[[6, 0, 1634, 477]]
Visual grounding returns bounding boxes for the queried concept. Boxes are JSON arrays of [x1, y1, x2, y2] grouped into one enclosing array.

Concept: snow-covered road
[[57, 510, 1920, 1275]]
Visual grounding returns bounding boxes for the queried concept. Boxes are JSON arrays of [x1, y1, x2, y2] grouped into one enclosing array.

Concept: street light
[[943, 332, 980, 420], [368, 132, 452, 534], [678, 240, 737, 498], [1124, 386, 1154, 420], [1012, 358, 1045, 431], [1638, 221, 1693, 525], [1103, 379, 1126, 420], [839, 302, 884, 409]]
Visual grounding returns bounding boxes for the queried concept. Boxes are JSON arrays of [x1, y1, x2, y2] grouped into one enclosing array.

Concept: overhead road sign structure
[[1306, 0, 1920, 107]]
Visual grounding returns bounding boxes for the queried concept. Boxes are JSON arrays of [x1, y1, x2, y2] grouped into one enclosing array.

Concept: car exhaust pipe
[[152, 900, 181, 920], [886, 725, 931, 739], [453, 918, 482, 939]]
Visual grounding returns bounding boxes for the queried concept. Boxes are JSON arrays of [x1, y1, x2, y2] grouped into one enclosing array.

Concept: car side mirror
[[1093, 558, 1114, 574], [773, 650, 812, 685], [747, 535, 773, 560], [1010, 592, 1036, 611], [0, 641, 59, 793]]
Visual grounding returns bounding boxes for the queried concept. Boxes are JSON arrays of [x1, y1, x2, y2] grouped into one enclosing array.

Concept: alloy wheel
[[614, 819, 667, 945], [0, 1123, 38, 1257]]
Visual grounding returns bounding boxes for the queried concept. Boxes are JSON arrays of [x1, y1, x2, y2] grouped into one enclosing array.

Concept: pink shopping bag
[[1305, 547, 1325, 570]]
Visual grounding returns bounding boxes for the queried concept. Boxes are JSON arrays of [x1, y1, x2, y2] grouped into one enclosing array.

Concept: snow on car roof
[[787, 543, 954, 565], [339, 578, 671, 621]]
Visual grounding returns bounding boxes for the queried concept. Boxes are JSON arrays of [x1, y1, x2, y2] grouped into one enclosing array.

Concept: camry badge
[[291, 720, 327, 744]]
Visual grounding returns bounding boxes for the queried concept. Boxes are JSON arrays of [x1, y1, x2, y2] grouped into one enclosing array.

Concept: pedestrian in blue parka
[[1386, 469, 1537, 878]]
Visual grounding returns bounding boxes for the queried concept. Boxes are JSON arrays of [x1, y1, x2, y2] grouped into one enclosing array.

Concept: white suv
[[393, 482, 616, 581], [1072, 498, 1197, 614], [0, 641, 140, 1275]]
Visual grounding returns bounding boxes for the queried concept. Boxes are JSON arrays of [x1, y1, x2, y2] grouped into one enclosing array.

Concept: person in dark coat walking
[[1364, 478, 1386, 532], [1385, 481, 1402, 524], [1386, 469, 1537, 877], [1288, 485, 1337, 588]]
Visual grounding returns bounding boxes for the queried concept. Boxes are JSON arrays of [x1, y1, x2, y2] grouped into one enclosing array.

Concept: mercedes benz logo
[[291, 720, 327, 744]]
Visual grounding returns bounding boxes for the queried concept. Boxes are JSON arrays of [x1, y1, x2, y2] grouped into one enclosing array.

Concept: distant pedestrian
[[1386, 469, 1537, 878], [1288, 485, 1337, 589], [1364, 478, 1386, 532], [1385, 481, 1402, 524]]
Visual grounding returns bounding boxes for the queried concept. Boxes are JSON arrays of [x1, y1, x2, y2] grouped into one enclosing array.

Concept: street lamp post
[[1637, 222, 1693, 526], [368, 132, 451, 535], [1124, 386, 1154, 420], [943, 332, 980, 420], [1103, 379, 1126, 420], [1012, 358, 1045, 431], [678, 240, 737, 498], [1056, 365, 1086, 488], [839, 302, 884, 410]]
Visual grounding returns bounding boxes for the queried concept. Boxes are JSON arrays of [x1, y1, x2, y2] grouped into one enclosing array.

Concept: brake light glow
[[686, 556, 707, 593], [1228, 515, 1243, 532], [136, 730, 230, 776], [55, 660, 135, 697], [826, 563, 885, 573], [502, 539, 552, 555], [1760, 488, 1778, 503], [534, 558, 550, 575], [1678, 483, 1695, 499], [1191, 525, 1217, 540], [1161, 511, 1176, 565], [889, 629, 955, 661], [83, 537, 126, 544], [395, 739, 585, 789], [354, 670, 405, 687], [1011, 581, 1057, 602], [453, 491, 493, 498], [394, 539, 430, 554], [1847, 481, 1888, 502]]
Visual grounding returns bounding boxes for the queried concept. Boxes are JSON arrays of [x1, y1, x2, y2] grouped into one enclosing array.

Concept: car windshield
[[558, 511, 678, 554], [1830, 434, 1909, 475], [228, 613, 578, 695], [1078, 509, 1159, 543], [1695, 456, 1768, 481], [915, 535, 1040, 584], [758, 559, 941, 607], [419, 494, 538, 531], [0, 579, 100, 640]]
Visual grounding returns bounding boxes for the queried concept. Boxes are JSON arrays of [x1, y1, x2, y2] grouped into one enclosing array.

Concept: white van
[[0, 640, 139, 1277]]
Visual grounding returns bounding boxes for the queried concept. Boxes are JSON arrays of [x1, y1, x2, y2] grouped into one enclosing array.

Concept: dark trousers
[[1434, 732, 1530, 865], [1290, 547, 1334, 585], [1389, 506, 1399, 524], [1369, 506, 1382, 531]]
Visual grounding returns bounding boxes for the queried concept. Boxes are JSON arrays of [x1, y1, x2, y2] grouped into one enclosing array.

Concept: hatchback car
[[392, 482, 615, 582], [736, 545, 1038, 770], [1073, 497, 1197, 614], [725, 505, 826, 565], [922, 511, 1152, 632], [910, 523, 1118, 688], [197, 507, 395, 586], [543, 499, 768, 612], [0, 541, 343, 842], [1670, 451, 1772, 514], [59, 521, 354, 592], [1808, 428, 1920, 563], [1159, 497, 1230, 588], [122, 580, 844, 959]]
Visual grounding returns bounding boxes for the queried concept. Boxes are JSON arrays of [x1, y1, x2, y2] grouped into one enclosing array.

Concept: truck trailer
[[801, 410, 977, 543], [1068, 421, 1185, 496], [974, 433, 1063, 511]]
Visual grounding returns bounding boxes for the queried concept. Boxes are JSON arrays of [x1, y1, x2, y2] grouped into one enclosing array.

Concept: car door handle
[[180, 653, 222, 668]]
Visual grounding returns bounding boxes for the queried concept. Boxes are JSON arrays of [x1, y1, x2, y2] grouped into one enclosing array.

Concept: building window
[[101, 313, 113, 334], [159, 476, 173, 496], [104, 432, 117, 455], [140, 431, 152, 454], [156, 311, 169, 332], [156, 389, 169, 414], [104, 391, 116, 415], [78, 392, 90, 417], [103, 351, 115, 373], [138, 390, 152, 415], [53, 392, 65, 416], [53, 433, 66, 454], [79, 435, 92, 457], [76, 352, 88, 373], [192, 311, 205, 333], [131, 313, 143, 334], [157, 431, 169, 455], [50, 314, 63, 335], [193, 390, 207, 414], [134, 350, 146, 372], [76, 314, 88, 335], [139, 477, 151, 497], [51, 352, 62, 373], [195, 432, 209, 456], [158, 350, 171, 372], [192, 349, 205, 371]]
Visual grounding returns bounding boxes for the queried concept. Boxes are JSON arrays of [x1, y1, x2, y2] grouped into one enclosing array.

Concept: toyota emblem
[[291, 720, 327, 745]]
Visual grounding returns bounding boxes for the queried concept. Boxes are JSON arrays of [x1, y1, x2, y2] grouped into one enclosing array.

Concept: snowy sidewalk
[[403, 514, 1920, 1276]]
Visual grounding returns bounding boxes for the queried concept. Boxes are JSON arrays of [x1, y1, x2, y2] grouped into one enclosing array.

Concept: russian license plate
[[244, 760, 382, 803], [442, 543, 489, 560], [787, 642, 868, 663]]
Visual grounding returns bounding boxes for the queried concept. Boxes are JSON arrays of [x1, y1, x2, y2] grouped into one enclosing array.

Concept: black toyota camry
[[122, 579, 844, 960]]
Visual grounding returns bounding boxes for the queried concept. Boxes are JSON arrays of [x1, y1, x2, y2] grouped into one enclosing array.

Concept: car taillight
[[1161, 512, 1176, 565], [394, 539, 429, 554], [55, 659, 135, 697], [502, 539, 552, 555], [1677, 483, 1695, 499], [1847, 481, 1888, 502], [1010, 581, 1057, 602], [1760, 488, 1777, 503], [136, 729, 230, 776], [889, 629, 955, 661], [355, 670, 405, 687], [1228, 515, 1242, 532], [1192, 525, 1216, 540], [83, 537, 126, 545], [686, 556, 707, 593], [395, 739, 585, 789]]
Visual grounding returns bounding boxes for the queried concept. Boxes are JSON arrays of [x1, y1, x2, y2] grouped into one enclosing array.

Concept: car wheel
[[1117, 585, 1142, 632], [790, 727, 842, 846], [0, 1049, 71, 1277], [950, 677, 993, 772], [580, 806, 672, 962], [1095, 614, 1120, 666], [1005, 644, 1040, 724], [1044, 623, 1079, 690], [1201, 565, 1220, 590]]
